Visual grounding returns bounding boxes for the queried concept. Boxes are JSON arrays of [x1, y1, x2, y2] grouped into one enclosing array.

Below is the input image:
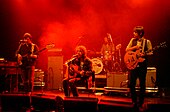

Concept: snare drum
[[91, 58, 103, 74]]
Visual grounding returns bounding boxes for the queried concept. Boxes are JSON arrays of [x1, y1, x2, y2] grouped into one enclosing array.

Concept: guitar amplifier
[[136, 67, 156, 88], [47, 48, 63, 90], [146, 67, 156, 87], [107, 72, 128, 87]]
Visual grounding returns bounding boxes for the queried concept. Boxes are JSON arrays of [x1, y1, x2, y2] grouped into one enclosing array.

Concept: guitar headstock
[[159, 41, 167, 48], [46, 43, 55, 49], [153, 41, 167, 50]]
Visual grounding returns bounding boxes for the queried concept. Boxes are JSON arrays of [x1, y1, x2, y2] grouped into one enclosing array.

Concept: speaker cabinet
[[98, 99, 133, 112], [107, 72, 128, 87], [64, 97, 98, 112], [47, 49, 63, 90], [0, 95, 30, 111], [136, 67, 156, 87], [32, 96, 64, 111], [146, 67, 156, 87], [95, 74, 107, 88]]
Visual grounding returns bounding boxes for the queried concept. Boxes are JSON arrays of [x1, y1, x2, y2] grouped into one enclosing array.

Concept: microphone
[[72, 54, 78, 57], [19, 40, 27, 43], [78, 36, 84, 39]]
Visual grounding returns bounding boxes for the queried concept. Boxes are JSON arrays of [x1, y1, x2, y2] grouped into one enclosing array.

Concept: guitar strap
[[142, 39, 146, 52], [31, 43, 35, 54]]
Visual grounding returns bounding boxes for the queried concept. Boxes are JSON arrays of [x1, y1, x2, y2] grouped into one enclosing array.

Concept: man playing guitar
[[63, 45, 95, 97], [125, 26, 153, 110], [16, 33, 39, 111], [16, 33, 39, 93]]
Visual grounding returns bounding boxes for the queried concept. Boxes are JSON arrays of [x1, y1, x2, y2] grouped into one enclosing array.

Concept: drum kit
[[91, 58, 103, 74], [88, 44, 122, 74]]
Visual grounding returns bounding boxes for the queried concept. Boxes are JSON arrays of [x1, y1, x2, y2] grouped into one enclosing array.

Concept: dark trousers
[[21, 66, 35, 92], [129, 64, 147, 106], [0, 74, 6, 93], [63, 79, 79, 97]]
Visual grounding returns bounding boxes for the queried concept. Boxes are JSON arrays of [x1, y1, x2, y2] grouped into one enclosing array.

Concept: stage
[[0, 88, 170, 112], [0, 67, 169, 112]]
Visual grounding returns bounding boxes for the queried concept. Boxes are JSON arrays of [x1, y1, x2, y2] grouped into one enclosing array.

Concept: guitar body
[[124, 50, 145, 70], [17, 54, 33, 66], [68, 64, 79, 78], [124, 51, 138, 70]]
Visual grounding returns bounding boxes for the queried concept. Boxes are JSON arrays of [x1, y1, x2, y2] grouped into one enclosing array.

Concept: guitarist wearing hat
[[16, 33, 39, 93], [125, 26, 153, 110]]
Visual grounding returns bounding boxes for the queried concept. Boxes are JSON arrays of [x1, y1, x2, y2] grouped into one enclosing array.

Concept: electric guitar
[[124, 42, 167, 70], [17, 43, 55, 65]]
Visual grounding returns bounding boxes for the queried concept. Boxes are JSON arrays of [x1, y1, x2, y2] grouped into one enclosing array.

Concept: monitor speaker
[[64, 97, 98, 112]]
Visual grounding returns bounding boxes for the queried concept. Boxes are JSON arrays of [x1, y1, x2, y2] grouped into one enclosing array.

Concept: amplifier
[[137, 67, 156, 88], [34, 69, 45, 86], [95, 74, 107, 88], [48, 49, 63, 90], [106, 67, 157, 88], [107, 72, 128, 88]]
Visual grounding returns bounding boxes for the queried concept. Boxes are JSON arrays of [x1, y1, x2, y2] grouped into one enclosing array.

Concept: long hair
[[75, 45, 87, 57]]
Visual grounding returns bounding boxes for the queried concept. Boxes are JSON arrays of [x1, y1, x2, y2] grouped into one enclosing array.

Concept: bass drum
[[91, 58, 103, 74]]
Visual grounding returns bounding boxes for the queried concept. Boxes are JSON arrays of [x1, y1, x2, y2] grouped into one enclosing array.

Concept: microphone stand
[[107, 33, 114, 72], [75, 36, 83, 48]]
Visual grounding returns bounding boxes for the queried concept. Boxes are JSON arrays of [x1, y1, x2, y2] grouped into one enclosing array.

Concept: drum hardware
[[112, 44, 122, 72], [113, 62, 122, 72]]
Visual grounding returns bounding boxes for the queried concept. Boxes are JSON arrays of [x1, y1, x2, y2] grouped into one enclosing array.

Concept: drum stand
[[113, 49, 122, 72], [113, 61, 122, 72], [27, 91, 34, 112]]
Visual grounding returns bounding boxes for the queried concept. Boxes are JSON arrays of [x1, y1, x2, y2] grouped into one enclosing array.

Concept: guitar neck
[[35, 48, 47, 54]]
